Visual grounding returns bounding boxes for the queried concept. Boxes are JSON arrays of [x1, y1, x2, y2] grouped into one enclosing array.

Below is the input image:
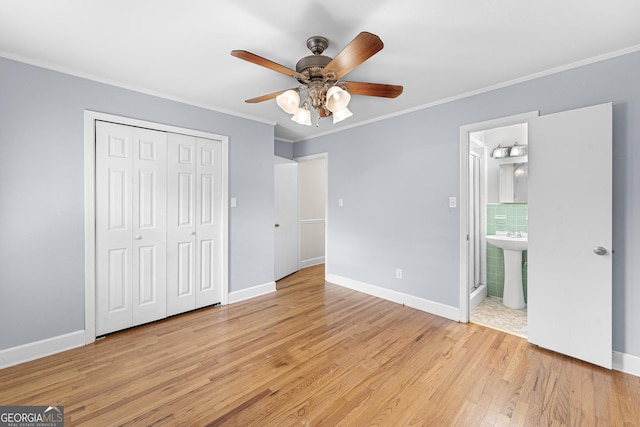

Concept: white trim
[[0, 50, 275, 126], [613, 351, 640, 378], [3, 44, 640, 144], [458, 111, 539, 323], [228, 281, 276, 304], [84, 114, 97, 344], [299, 256, 325, 269], [0, 331, 85, 369], [84, 110, 230, 343], [293, 44, 640, 143], [294, 153, 329, 162], [326, 274, 459, 322]]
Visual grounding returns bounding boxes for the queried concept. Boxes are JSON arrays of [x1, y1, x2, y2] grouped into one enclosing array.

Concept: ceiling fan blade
[[341, 81, 403, 98], [323, 32, 384, 80], [231, 50, 308, 82], [244, 89, 294, 103]]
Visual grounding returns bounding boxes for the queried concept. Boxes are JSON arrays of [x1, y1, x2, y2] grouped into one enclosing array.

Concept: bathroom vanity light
[[490, 142, 527, 158], [510, 142, 527, 157], [490, 144, 511, 158]]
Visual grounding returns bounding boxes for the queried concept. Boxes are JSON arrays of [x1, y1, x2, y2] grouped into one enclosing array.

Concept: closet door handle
[[190, 231, 196, 236], [135, 235, 142, 240]]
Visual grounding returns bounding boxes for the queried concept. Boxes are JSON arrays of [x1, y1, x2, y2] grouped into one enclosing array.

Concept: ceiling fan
[[231, 32, 403, 126]]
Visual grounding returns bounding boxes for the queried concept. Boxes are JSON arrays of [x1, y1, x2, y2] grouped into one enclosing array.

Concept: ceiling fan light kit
[[331, 106, 353, 124], [276, 90, 300, 115], [291, 107, 312, 126], [231, 32, 403, 127]]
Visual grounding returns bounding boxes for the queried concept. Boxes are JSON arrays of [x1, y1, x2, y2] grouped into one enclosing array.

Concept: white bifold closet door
[[166, 133, 223, 315], [96, 121, 168, 336], [96, 122, 223, 336]]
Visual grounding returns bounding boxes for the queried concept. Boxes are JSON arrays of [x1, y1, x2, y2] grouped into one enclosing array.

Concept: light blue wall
[[294, 50, 640, 358], [274, 140, 294, 159], [0, 57, 275, 350]]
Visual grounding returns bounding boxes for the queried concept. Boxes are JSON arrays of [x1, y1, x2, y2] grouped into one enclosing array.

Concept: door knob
[[135, 235, 142, 240], [190, 231, 196, 236], [593, 246, 607, 256], [275, 224, 280, 228]]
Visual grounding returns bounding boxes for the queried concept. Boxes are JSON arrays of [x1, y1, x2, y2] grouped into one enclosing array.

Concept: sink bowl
[[486, 234, 528, 309], [486, 234, 528, 251]]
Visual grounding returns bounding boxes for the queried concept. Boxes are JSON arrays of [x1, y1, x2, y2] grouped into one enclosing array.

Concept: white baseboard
[[326, 274, 459, 322], [299, 256, 325, 269], [228, 281, 276, 304], [0, 330, 85, 369], [613, 351, 640, 377]]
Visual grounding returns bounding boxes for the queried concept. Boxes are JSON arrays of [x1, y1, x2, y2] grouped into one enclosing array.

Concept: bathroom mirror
[[499, 162, 528, 203]]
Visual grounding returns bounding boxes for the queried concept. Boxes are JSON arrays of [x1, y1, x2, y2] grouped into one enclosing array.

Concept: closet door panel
[[167, 134, 197, 315], [195, 138, 222, 308], [96, 122, 134, 335], [131, 127, 167, 326]]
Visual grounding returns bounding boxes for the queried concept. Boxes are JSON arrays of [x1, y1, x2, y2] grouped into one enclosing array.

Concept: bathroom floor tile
[[470, 296, 527, 338]]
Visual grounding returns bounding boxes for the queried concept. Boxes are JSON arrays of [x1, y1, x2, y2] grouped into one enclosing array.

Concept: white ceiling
[[1, 0, 639, 142]]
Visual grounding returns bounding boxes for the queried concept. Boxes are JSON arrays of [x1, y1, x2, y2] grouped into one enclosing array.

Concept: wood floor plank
[[1, 264, 638, 426]]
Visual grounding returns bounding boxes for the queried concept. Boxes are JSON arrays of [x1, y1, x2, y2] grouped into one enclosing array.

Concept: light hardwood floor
[[1, 264, 639, 426]]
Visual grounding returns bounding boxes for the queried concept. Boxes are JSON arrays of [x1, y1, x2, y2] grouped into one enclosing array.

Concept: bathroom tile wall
[[486, 203, 528, 301]]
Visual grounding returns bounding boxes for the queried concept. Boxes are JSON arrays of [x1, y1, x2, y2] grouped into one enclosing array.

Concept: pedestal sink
[[486, 234, 528, 309]]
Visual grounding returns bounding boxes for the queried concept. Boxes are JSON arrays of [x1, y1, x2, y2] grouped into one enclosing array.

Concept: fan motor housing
[[296, 55, 333, 83]]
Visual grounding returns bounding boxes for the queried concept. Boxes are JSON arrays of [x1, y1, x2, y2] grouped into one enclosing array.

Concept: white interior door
[[528, 103, 612, 368], [96, 121, 167, 335], [167, 134, 223, 315], [274, 156, 299, 280]]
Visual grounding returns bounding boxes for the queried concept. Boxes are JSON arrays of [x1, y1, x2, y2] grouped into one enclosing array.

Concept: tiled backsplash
[[486, 203, 528, 301]]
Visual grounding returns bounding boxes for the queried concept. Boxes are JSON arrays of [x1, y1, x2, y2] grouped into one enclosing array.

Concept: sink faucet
[[507, 231, 522, 238]]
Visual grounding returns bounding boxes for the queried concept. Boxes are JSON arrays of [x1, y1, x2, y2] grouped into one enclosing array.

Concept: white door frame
[[294, 153, 328, 272], [84, 111, 229, 344], [458, 111, 538, 322]]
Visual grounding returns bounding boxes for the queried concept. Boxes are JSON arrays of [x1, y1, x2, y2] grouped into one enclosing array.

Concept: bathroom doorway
[[459, 112, 536, 337]]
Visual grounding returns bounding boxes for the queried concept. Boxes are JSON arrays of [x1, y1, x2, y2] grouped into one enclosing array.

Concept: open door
[[274, 156, 299, 280], [528, 103, 612, 368]]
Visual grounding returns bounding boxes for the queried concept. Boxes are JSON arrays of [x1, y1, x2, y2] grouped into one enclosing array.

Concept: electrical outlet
[[395, 268, 403, 279], [338, 198, 344, 207]]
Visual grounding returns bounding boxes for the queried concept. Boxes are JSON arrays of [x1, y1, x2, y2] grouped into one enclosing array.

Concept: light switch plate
[[449, 197, 457, 208], [231, 197, 237, 208]]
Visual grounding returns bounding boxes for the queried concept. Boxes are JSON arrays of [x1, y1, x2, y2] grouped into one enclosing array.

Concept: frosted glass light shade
[[332, 107, 353, 124], [291, 108, 312, 126], [276, 90, 300, 114], [325, 86, 351, 112]]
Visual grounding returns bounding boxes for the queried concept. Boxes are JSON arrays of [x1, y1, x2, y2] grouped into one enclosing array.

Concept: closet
[[95, 121, 224, 336]]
